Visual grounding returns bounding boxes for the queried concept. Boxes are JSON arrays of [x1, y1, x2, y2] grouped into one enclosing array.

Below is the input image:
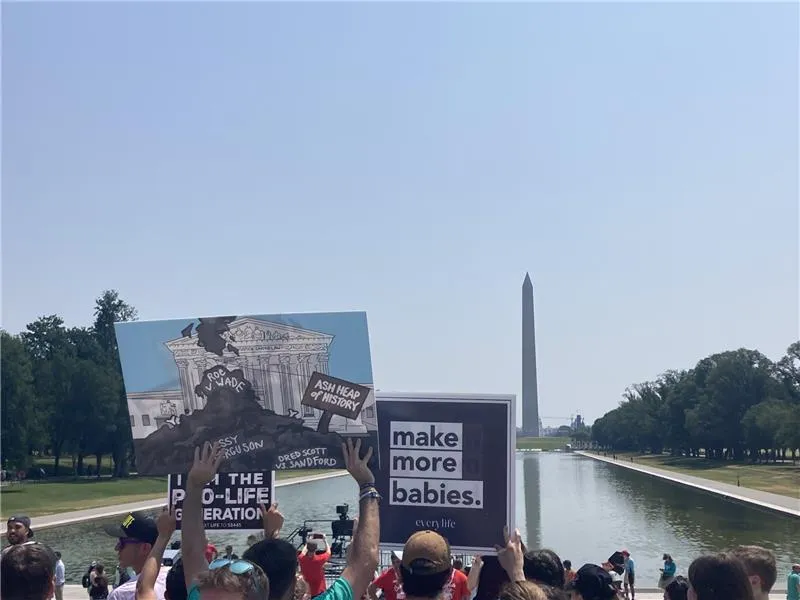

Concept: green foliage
[[1, 291, 138, 476], [592, 345, 800, 461]]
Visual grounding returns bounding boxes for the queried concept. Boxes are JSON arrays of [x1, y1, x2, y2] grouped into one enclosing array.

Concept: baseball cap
[[565, 564, 616, 599], [102, 512, 158, 545], [621, 550, 630, 556], [7, 515, 34, 537], [401, 531, 451, 575]]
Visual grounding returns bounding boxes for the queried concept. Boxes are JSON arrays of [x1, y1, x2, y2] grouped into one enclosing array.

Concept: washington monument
[[522, 273, 540, 437]]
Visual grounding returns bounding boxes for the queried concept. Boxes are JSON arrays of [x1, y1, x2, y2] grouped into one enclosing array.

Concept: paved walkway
[[577, 451, 800, 517], [1, 471, 348, 535]]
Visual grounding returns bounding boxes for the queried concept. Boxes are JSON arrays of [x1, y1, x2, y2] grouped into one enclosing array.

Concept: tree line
[[591, 343, 800, 461], [1, 290, 137, 477]]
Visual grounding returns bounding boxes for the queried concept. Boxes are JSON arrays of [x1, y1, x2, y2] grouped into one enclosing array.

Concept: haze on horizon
[[2, 2, 797, 427]]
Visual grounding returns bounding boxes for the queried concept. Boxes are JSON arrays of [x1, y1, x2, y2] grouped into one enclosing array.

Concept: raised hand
[[259, 502, 284, 539], [157, 505, 178, 538], [495, 527, 525, 582], [472, 555, 483, 569], [187, 441, 225, 488], [341, 438, 374, 487]]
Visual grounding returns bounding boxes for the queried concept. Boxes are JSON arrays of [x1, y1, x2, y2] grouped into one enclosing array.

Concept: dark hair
[[729, 545, 777, 592], [243, 539, 298, 600], [1, 543, 57, 600], [55, 552, 62, 559], [166, 559, 188, 600], [537, 584, 569, 600], [398, 565, 452, 598], [688, 554, 755, 600], [523, 549, 565, 588], [562, 561, 572, 570], [453, 559, 464, 571], [664, 576, 690, 600], [474, 556, 510, 600]]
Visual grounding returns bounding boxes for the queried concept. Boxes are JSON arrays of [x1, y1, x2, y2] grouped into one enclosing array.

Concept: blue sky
[[3, 3, 797, 426], [114, 312, 373, 393]]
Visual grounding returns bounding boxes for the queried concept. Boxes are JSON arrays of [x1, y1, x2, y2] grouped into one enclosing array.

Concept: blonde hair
[[196, 564, 270, 600], [499, 581, 547, 600]]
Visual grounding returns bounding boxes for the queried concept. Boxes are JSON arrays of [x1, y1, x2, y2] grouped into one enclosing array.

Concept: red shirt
[[204, 544, 218, 563], [299, 549, 331, 597], [443, 569, 470, 600], [373, 568, 405, 600]]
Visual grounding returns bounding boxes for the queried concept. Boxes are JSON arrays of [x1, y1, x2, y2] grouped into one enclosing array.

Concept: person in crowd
[[54, 551, 66, 600], [466, 556, 482, 597], [242, 504, 299, 600], [658, 555, 677, 590], [369, 551, 405, 600], [563, 562, 576, 585], [204, 540, 219, 564], [89, 564, 110, 599], [0, 541, 57, 600], [453, 560, 465, 573], [102, 511, 166, 600], [136, 506, 177, 600], [686, 553, 755, 600], [787, 563, 800, 600], [165, 559, 189, 600], [663, 576, 689, 600], [523, 550, 565, 589], [536, 586, 568, 600], [4, 515, 35, 551], [564, 565, 616, 600], [395, 530, 462, 600], [181, 442, 270, 600], [245, 535, 259, 549], [729, 545, 777, 600], [620, 551, 634, 600], [222, 546, 239, 561], [498, 581, 546, 600], [299, 535, 332, 597]]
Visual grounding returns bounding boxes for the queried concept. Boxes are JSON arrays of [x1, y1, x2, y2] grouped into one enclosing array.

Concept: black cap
[[7, 515, 34, 537], [102, 512, 158, 545], [565, 564, 616, 599]]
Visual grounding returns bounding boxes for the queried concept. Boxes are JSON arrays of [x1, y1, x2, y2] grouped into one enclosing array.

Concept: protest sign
[[375, 393, 515, 554], [168, 471, 275, 530], [114, 312, 378, 475]]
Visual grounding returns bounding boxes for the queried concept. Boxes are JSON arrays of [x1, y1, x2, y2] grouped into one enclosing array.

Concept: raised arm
[[136, 507, 177, 600], [259, 502, 284, 540], [183, 442, 225, 590], [340, 439, 380, 600], [467, 556, 483, 592]]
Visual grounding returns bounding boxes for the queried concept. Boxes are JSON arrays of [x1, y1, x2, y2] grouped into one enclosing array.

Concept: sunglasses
[[208, 558, 259, 575]]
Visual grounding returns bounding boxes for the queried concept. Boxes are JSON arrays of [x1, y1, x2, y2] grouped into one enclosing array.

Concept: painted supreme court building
[[127, 317, 376, 440]]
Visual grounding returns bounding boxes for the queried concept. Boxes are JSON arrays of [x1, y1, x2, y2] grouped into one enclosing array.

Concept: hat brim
[[102, 524, 128, 538]]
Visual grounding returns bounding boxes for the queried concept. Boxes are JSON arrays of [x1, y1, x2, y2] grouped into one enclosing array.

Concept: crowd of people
[[2, 439, 799, 600]]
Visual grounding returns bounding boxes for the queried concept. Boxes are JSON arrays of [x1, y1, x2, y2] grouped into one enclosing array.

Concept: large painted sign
[[375, 393, 515, 554], [169, 471, 275, 530], [114, 312, 377, 475]]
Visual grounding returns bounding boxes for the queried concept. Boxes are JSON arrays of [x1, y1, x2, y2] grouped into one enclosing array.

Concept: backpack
[[82, 573, 91, 588]]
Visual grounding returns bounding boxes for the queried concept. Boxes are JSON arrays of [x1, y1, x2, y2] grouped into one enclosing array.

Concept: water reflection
[[33, 454, 800, 586]]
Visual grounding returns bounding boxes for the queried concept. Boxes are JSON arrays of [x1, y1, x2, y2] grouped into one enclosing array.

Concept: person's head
[[793, 564, 800, 574], [563, 561, 572, 571], [398, 531, 453, 599], [243, 538, 298, 600], [95, 563, 105, 576], [390, 551, 403, 571], [537, 585, 569, 600], [499, 581, 547, 600], [453, 559, 464, 571], [729, 546, 777, 598], [663, 554, 673, 563], [687, 554, 755, 600], [55, 551, 62, 560], [621, 551, 629, 559], [245, 535, 258, 548], [523, 549, 565, 588], [0, 542, 57, 600], [5, 515, 34, 545], [306, 540, 318, 552], [195, 558, 269, 600], [102, 511, 158, 573], [664, 576, 690, 600], [564, 564, 616, 600], [166, 559, 188, 600], [226, 546, 234, 555]]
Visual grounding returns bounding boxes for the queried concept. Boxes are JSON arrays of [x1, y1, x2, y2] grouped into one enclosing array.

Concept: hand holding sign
[[188, 442, 225, 489], [259, 502, 284, 539], [495, 527, 525, 583]]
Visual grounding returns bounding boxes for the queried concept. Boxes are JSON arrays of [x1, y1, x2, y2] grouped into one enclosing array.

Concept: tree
[[1, 332, 38, 469], [92, 290, 138, 477]]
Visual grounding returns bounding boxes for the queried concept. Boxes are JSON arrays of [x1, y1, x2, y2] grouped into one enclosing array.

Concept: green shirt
[[315, 578, 354, 600], [787, 572, 800, 600]]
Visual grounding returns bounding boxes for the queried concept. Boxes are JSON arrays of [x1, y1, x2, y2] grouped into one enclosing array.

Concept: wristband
[[359, 488, 381, 502], [359, 482, 376, 491]]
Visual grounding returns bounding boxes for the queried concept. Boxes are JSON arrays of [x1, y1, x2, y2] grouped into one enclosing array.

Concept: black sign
[[302, 372, 371, 421], [168, 471, 275, 530], [376, 393, 515, 553]]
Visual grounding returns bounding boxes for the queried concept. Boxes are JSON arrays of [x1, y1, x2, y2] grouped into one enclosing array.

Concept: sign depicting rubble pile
[[114, 312, 378, 476]]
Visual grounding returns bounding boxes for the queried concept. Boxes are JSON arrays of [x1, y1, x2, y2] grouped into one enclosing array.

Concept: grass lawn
[[516, 436, 571, 450], [605, 452, 800, 498], [0, 469, 340, 519]]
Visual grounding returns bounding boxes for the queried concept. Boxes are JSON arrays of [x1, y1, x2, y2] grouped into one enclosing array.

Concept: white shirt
[[108, 570, 168, 600], [55, 560, 66, 586]]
